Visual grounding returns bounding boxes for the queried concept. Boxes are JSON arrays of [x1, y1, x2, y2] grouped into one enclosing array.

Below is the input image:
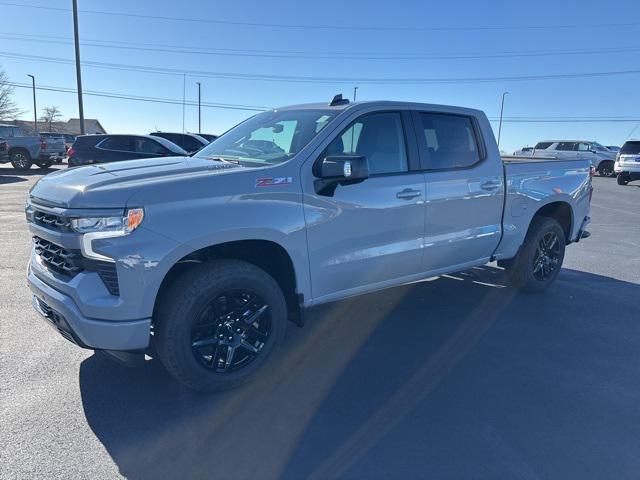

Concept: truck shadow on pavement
[[79, 266, 640, 480]]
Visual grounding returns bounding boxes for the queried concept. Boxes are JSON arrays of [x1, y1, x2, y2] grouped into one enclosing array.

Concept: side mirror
[[314, 155, 369, 196]]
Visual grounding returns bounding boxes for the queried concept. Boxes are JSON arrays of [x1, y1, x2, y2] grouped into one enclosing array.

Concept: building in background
[[10, 118, 107, 136]]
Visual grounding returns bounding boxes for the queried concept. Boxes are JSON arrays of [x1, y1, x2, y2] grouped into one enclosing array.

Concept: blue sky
[[1, 0, 639, 153]]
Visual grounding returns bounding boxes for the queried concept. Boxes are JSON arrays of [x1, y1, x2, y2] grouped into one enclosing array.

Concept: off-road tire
[[155, 259, 287, 392], [505, 216, 566, 292]]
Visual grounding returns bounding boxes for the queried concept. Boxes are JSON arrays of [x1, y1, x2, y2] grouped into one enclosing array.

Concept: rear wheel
[[617, 174, 629, 185], [10, 150, 32, 170], [505, 216, 566, 292], [155, 259, 287, 391], [36, 160, 53, 169], [597, 161, 614, 177]]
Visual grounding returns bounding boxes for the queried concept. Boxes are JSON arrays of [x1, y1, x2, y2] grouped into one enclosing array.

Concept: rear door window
[[134, 137, 167, 154], [556, 142, 575, 151], [534, 142, 553, 149], [417, 113, 480, 170], [99, 136, 133, 151]]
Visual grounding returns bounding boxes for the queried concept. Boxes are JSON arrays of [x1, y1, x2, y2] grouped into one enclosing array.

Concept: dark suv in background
[[198, 133, 218, 142], [68, 134, 187, 167], [149, 132, 209, 154]]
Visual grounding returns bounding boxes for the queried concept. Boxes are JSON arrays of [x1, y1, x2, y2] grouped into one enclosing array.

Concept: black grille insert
[[96, 263, 119, 296], [33, 237, 120, 296], [33, 236, 84, 276], [33, 210, 73, 232]]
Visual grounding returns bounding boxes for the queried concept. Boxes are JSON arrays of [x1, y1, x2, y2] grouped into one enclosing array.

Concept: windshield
[[621, 141, 640, 155], [592, 142, 609, 151], [194, 109, 336, 166]]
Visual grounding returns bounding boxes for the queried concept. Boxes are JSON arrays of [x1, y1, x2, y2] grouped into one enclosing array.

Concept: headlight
[[71, 208, 144, 234], [73, 208, 144, 262]]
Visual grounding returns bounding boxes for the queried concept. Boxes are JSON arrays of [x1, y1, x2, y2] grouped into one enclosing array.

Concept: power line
[[1, 1, 638, 32], [8, 81, 639, 123], [1, 31, 639, 61], [2, 51, 640, 85], [7, 81, 269, 111]]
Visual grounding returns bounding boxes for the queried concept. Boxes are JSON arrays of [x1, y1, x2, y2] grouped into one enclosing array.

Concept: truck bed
[[493, 156, 592, 261]]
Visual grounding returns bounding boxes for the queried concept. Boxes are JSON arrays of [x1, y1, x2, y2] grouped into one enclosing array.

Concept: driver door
[[302, 110, 426, 302]]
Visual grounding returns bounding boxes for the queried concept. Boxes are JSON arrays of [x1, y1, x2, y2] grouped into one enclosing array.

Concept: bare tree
[[0, 66, 21, 121], [41, 106, 62, 132]]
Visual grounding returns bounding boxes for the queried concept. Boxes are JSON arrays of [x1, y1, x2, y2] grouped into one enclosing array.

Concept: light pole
[[27, 74, 37, 135], [196, 82, 201, 134], [353, 86, 359, 102], [497, 91, 508, 149], [72, 0, 85, 134]]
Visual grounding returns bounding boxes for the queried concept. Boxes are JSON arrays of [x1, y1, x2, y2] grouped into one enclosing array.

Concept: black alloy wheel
[[532, 231, 561, 281], [190, 289, 271, 373]]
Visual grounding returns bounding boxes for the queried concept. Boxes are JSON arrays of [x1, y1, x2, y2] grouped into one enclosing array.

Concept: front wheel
[[505, 216, 566, 292], [155, 259, 287, 392]]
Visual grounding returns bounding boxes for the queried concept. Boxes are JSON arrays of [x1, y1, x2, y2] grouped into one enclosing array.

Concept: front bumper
[[29, 266, 151, 350]]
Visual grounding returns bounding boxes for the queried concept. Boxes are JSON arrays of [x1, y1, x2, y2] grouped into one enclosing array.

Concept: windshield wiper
[[204, 156, 241, 164]]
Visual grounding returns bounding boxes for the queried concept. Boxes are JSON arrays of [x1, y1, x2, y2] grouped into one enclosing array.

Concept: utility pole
[[27, 74, 37, 134], [72, 0, 85, 134], [196, 82, 201, 134], [353, 86, 358, 102], [182, 74, 186, 134], [497, 91, 508, 149]]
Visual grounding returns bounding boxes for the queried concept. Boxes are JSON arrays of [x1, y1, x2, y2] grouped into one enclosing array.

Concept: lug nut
[[218, 334, 223, 339], [228, 336, 233, 340]]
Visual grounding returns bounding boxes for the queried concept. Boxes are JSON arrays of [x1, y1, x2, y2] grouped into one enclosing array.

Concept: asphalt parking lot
[[1, 164, 639, 479]]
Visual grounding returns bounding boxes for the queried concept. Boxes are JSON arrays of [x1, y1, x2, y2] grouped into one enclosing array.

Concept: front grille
[[33, 236, 84, 277], [96, 263, 119, 296], [33, 210, 73, 232]]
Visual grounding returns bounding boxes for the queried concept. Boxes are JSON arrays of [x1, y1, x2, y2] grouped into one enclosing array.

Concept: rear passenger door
[[555, 142, 578, 160], [413, 111, 504, 273]]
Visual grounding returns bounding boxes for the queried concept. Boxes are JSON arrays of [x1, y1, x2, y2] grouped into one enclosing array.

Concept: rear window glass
[[418, 113, 480, 170], [620, 141, 640, 155]]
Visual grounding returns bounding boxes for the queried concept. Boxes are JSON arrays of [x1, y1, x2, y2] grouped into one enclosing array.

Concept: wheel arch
[[531, 200, 574, 242], [152, 239, 303, 327]]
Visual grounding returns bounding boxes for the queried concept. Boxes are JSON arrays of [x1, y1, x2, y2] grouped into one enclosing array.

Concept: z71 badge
[[255, 177, 293, 187]]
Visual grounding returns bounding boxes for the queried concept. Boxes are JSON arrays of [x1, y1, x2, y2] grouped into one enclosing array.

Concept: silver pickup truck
[[0, 124, 66, 169], [26, 97, 592, 391]]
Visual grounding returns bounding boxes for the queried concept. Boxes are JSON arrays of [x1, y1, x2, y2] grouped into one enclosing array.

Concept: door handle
[[396, 188, 422, 200], [480, 180, 501, 191]]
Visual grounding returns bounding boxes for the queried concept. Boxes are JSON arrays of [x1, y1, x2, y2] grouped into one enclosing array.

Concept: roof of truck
[[274, 100, 484, 116]]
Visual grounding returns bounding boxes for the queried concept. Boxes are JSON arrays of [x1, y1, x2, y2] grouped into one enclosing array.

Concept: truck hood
[[29, 157, 242, 209]]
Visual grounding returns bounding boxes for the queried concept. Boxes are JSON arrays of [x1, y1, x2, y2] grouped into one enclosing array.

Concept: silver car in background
[[514, 140, 617, 176]]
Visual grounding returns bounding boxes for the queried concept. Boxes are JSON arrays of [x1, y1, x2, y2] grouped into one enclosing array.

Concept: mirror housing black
[[314, 155, 369, 196]]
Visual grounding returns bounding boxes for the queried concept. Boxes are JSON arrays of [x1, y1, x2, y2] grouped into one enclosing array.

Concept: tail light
[[67, 147, 76, 157], [40, 138, 47, 150]]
